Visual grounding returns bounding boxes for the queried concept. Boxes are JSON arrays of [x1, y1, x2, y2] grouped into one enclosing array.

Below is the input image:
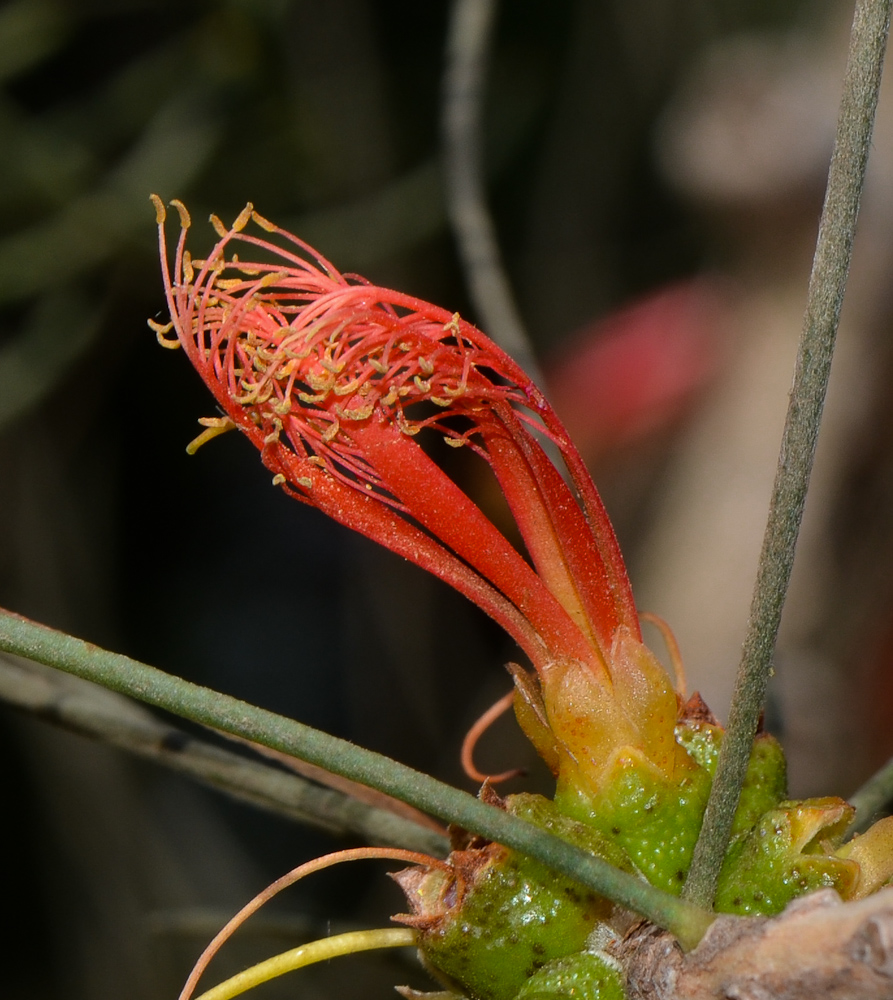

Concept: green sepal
[[553, 750, 712, 894]]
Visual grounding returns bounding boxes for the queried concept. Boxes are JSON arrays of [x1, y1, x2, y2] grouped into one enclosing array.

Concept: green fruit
[[411, 846, 613, 1000], [714, 798, 860, 915], [398, 795, 633, 1000], [513, 951, 625, 1000]]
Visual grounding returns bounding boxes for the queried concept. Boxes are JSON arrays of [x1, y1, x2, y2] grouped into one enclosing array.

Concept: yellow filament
[[193, 928, 417, 1000], [640, 611, 687, 697]]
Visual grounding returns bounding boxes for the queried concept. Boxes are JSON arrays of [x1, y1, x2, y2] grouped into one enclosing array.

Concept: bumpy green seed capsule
[[675, 724, 787, 838], [714, 797, 860, 915], [513, 950, 625, 1000], [394, 796, 631, 1000]]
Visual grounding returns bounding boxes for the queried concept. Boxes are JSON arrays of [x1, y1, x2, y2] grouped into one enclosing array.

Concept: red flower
[[152, 197, 692, 795]]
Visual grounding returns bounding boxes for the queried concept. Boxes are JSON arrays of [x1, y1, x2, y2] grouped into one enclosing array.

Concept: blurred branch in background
[[0, 653, 448, 854], [442, 0, 545, 386]]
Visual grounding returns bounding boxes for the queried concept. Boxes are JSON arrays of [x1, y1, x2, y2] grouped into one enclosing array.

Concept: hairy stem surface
[[684, 0, 893, 907]]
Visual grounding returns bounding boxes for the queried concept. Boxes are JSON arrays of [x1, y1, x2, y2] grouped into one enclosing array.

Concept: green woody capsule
[[393, 796, 632, 1000]]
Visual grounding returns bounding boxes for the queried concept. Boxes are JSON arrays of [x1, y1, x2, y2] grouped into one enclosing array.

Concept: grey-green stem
[[0, 607, 715, 950], [683, 0, 893, 908], [848, 754, 893, 834]]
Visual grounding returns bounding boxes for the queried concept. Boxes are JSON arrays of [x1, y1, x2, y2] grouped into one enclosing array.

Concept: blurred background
[[2, 0, 893, 996]]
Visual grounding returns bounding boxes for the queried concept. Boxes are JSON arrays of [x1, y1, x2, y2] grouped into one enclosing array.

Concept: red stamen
[[153, 198, 640, 676], [460, 690, 524, 785]]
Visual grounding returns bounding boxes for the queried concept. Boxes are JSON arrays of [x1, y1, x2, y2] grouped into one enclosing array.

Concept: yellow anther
[[209, 213, 227, 238], [296, 476, 313, 488], [298, 390, 329, 404], [272, 398, 292, 415], [413, 375, 432, 394], [305, 370, 335, 393], [186, 417, 236, 455], [444, 435, 467, 448], [182, 251, 194, 284], [321, 418, 340, 443], [431, 396, 452, 407], [398, 342, 412, 352], [308, 455, 326, 466], [443, 312, 461, 336], [397, 385, 411, 397], [232, 203, 254, 232], [151, 319, 181, 350], [333, 377, 362, 397], [382, 389, 399, 406], [272, 473, 286, 486], [170, 199, 191, 229], [335, 402, 374, 422], [256, 383, 275, 404], [215, 278, 245, 290], [284, 345, 312, 361], [150, 193, 166, 224], [274, 359, 297, 381], [368, 357, 388, 375], [320, 354, 346, 375], [258, 269, 289, 288], [252, 209, 277, 232], [443, 383, 466, 397], [418, 356, 434, 375]]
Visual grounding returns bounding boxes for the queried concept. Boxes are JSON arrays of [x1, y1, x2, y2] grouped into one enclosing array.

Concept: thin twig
[[848, 755, 893, 834], [442, 0, 546, 387], [0, 607, 716, 949], [683, 0, 893, 908], [0, 653, 448, 856]]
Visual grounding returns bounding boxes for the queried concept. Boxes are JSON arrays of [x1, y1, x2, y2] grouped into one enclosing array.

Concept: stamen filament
[[178, 847, 444, 1000], [461, 689, 524, 784], [192, 928, 418, 1000]]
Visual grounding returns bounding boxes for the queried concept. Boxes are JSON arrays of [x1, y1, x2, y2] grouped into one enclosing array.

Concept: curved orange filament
[[178, 847, 449, 1000], [640, 611, 687, 698], [460, 690, 524, 785]]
